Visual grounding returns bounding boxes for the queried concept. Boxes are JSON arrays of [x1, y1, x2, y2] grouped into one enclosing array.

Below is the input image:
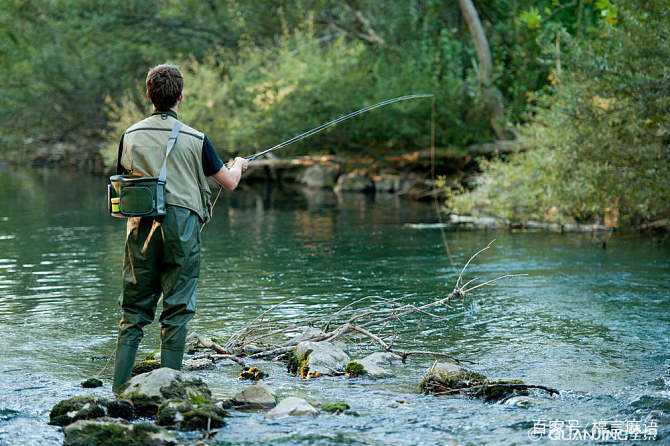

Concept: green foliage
[[450, 0, 670, 226], [2, 0, 604, 166], [344, 361, 366, 377]]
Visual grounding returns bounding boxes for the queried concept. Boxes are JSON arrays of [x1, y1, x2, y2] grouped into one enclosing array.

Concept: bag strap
[[158, 120, 183, 183]]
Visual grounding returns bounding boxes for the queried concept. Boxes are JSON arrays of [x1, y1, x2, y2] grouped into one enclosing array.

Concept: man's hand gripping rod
[[245, 94, 434, 162]]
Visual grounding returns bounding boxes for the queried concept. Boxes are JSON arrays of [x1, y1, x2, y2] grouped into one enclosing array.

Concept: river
[[0, 166, 668, 445]]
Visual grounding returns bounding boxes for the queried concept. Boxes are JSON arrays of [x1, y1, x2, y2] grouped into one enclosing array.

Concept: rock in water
[[182, 357, 215, 371], [419, 362, 528, 402], [334, 172, 375, 193], [49, 396, 135, 427], [288, 341, 350, 378], [132, 359, 161, 377], [419, 362, 487, 394], [356, 352, 403, 378], [157, 400, 227, 431], [266, 397, 318, 419], [231, 382, 277, 410], [320, 401, 350, 414], [81, 378, 103, 389], [298, 164, 340, 188], [63, 418, 177, 446], [119, 368, 212, 417], [49, 396, 107, 427]]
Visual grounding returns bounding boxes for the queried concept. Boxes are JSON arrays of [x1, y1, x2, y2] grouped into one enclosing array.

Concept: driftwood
[[194, 240, 524, 366], [432, 383, 559, 397]]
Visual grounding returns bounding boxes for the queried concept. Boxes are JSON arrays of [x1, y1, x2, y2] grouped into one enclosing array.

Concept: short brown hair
[[146, 64, 183, 111]]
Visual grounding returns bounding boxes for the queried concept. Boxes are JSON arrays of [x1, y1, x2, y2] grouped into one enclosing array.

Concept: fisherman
[[112, 64, 249, 393]]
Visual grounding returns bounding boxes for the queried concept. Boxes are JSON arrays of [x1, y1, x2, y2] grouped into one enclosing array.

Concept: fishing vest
[[120, 114, 212, 222]]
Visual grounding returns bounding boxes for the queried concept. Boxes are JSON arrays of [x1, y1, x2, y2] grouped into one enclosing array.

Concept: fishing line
[[429, 97, 455, 266]]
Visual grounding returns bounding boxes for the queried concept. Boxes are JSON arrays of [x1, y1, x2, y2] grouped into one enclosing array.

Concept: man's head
[[146, 64, 183, 111]]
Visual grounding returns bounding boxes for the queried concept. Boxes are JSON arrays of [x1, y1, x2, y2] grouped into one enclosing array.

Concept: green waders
[[112, 205, 200, 393]]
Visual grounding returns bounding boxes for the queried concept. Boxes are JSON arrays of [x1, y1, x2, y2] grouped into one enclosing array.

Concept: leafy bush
[[449, 1, 670, 227]]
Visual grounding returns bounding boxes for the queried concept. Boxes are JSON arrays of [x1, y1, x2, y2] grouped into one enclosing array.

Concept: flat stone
[[232, 382, 276, 409], [357, 352, 403, 378], [266, 397, 318, 419]]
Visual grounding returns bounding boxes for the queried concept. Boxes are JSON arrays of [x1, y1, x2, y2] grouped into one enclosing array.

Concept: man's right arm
[[212, 157, 249, 190]]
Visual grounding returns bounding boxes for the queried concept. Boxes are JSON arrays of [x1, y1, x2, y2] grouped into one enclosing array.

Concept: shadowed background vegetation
[[1, 0, 667, 227]]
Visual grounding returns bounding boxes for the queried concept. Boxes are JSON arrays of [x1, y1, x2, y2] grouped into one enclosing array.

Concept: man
[[112, 64, 248, 393]]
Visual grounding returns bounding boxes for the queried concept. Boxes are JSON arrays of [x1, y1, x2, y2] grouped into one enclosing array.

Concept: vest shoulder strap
[[158, 120, 183, 183]]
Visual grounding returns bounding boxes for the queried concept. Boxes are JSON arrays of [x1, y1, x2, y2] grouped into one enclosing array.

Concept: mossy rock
[[344, 361, 366, 378], [105, 400, 135, 420], [131, 359, 161, 377], [63, 418, 176, 446], [49, 396, 107, 427], [120, 368, 213, 417], [419, 362, 486, 394], [286, 349, 310, 378], [121, 391, 163, 418], [320, 401, 350, 414], [157, 400, 227, 431], [81, 378, 103, 389], [474, 379, 527, 402], [239, 366, 267, 381]]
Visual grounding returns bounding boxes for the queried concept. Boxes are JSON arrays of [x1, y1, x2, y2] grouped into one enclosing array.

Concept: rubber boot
[[112, 342, 139, 394], [160, 323, 188, 370]]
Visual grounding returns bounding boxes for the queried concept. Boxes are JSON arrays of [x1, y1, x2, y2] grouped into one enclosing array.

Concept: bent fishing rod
[[208, 93, 433, 231], [245, 94, 433, 161]]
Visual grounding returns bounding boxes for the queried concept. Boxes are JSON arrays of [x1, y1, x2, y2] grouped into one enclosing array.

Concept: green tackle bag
[[108, 121, 182, 218]]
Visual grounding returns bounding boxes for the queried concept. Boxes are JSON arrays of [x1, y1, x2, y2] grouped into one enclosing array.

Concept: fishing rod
[[245, 94, 434, 161]]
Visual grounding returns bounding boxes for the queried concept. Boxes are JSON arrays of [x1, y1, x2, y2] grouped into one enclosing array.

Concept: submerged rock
[[63, 418, 177, 446], [320, 401, 350, 414], [334, 172, 375, 193], [419, 362, 487, 394], [288, 341, 350, 378], [81, 378, 103, 389], [356, 352, 402, 378], [231, 382, 277, 410], [419, 362, 529, 402], [119, 368, 212, 417], [49, 396, 135, 427], [156, 400, 227, 431], [266, 397, 318, 419], [501, 395, 534, 408]]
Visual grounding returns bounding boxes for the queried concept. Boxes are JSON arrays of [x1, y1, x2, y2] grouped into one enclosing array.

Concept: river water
[[0, 166, 668, 445]]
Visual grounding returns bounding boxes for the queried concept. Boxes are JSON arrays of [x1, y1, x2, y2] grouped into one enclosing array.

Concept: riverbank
[[3, 143, 668, 233]]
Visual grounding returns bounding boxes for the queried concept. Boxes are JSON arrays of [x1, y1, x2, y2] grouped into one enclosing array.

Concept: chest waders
[[112, 119, 202, 394]]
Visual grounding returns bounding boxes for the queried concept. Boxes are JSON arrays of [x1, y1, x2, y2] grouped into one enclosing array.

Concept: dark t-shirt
[[116, 114, 224, 177]]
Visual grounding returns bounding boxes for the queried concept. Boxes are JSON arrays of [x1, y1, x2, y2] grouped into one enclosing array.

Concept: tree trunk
[[457, 0, 507, 139]]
